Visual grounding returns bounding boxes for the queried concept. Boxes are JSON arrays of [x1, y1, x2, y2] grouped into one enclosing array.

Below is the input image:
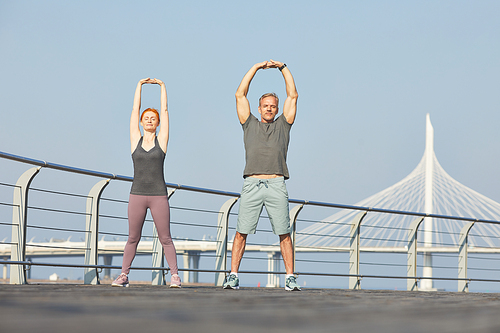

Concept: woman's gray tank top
[[130, 137, 167, 196]]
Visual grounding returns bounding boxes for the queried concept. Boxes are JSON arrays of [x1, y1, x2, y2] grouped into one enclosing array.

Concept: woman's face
[[141, 111, 159, 131]]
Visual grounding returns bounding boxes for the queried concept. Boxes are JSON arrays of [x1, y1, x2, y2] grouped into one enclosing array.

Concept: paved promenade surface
[[1, 284, 500, 333]]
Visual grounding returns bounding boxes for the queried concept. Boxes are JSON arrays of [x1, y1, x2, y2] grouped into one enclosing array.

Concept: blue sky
[[1, 1, 499, 205], [2, 1, 499, 206]]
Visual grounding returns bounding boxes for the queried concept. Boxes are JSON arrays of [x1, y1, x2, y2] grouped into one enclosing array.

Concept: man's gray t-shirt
[[242, 113, 292, 179]]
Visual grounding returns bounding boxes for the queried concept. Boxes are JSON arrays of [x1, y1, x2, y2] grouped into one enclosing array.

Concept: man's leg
[[231, 232, 248, 273], [279, 233, 294, 275], [280, 233, 301, 291], [223, 232, 247, 289], [226, 177, 263, 289], [264, 179, 294, 275]]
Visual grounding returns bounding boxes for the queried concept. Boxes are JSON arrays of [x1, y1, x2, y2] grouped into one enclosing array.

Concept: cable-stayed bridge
[[295, 114, 500, 290]]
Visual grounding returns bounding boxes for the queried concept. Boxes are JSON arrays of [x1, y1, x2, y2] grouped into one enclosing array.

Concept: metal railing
[[1, 150, 500, 292]]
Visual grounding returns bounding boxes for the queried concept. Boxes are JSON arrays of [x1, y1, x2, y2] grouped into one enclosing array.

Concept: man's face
[[258, 96, 279, 123]]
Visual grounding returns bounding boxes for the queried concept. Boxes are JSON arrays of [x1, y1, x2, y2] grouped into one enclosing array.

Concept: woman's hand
[[151, 78, 165, 86], [138, 77, 154, 85], [138, 77, 164, 85]]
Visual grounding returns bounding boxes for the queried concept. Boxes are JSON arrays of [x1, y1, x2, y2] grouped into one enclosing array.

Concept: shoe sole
[[285, 286, 301, 291], [223, 285, 239, 290], [169, 284, 181, 288], [111, 283, 130, 287]]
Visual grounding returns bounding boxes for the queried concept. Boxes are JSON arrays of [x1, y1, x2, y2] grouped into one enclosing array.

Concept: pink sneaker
[[111, 273, 129, 287], [170, 274, 181, 288]]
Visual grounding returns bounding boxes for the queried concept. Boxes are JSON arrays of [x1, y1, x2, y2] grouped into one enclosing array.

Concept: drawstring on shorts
[[257, 180, 269, 188]]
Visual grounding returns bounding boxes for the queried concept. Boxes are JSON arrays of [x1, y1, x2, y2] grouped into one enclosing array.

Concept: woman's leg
[[121, 194, 148, 274], [149, 195, 178, 275]]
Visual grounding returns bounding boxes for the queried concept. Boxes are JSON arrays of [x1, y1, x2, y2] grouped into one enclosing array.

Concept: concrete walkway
[[1, 283, 500, 333]]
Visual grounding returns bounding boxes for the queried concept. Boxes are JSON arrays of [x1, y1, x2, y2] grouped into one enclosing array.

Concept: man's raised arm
[[235, 61, 269, 124], [268, 60, 298, 124]]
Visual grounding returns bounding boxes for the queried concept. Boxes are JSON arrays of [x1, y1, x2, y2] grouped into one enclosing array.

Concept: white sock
[[286, 274, 294, 279], [230, 272, 239, 277]]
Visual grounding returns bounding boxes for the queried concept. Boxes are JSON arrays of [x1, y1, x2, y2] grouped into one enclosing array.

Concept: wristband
[[279, 63, 287, 71]]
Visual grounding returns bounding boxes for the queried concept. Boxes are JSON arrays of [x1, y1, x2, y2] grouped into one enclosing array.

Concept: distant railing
[[2, 150, 500, 292]]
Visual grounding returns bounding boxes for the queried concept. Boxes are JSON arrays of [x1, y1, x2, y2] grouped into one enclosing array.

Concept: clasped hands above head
[[140, 77, 164, 85], [258, 59, 284, 70]]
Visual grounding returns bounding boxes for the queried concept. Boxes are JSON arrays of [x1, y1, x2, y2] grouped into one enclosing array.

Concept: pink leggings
[[121, 194, 178, 275]]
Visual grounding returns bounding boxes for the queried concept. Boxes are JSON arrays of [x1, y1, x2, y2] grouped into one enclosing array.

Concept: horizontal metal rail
[[0, 260, 226, 274], [3, 150, 499, 226], [0, 202, 19, 208], [288, 198, 500, 225], [2, 260, 500, 285], [293, 271, 499, 283], [0, 151, 240, 197]]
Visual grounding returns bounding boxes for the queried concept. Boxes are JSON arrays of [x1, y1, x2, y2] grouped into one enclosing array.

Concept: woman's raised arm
[[130, 78, 152, 153], [153, 78, 169, 153]]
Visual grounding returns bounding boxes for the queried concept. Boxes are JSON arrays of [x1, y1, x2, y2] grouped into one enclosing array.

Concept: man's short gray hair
[[259, 93, 279, 107]]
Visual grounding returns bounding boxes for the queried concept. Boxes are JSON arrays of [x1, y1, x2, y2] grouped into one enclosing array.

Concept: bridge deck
[[0, 283, 499, 333]]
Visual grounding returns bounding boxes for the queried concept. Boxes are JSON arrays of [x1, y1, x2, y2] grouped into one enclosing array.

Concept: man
[[223, 59, 300, 291]]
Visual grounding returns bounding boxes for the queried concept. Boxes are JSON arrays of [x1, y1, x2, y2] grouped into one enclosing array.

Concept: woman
[[112, 78, 181, 288]]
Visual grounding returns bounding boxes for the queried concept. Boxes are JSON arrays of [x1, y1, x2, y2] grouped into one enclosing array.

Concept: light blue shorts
[[236, 177, 291, 235]]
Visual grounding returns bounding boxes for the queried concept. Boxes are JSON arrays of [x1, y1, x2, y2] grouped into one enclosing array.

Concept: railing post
[[182, 251, 201, 283], [266, 251, 281, 287], [214, 197, 238, 286], [182, 252, 190, 283], [289, 204, 304, 273], [84, 179, 110, 285], [458, 222, 475, 292], [102, 255, 112, 280], [11, 166, 41, 284], [349, 211, 367, 289], [192, 252, 200, 283], [407, 217, 424, 291], [151, 189, 176, 285], [3, 258, 7, 280]]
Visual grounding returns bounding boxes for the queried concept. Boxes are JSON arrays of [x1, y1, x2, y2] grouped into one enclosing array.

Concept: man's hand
[[255, 60, 283, 70], [266, 59, 284, 69], [255, 61, 270, 70]]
